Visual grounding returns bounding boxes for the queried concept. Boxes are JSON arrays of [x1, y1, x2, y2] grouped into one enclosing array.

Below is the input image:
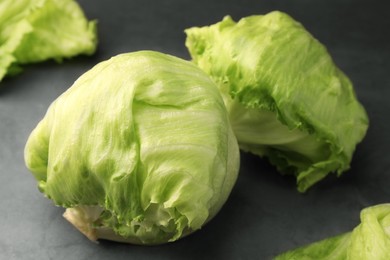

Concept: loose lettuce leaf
[[275, 204, 390, 259], [24, 51, 240, 244], [185, 11, 368, 192], [0, 0, 97, 82]]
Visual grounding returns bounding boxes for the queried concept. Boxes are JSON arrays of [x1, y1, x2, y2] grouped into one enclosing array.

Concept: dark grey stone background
[[0, 0, 389, 259]]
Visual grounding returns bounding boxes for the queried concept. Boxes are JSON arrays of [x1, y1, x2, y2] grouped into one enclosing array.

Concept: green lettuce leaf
[[185, 11, 368, 192], [275, 204, 390, 259], [0, 0, 97, 82], [24, 51, 240, 244]]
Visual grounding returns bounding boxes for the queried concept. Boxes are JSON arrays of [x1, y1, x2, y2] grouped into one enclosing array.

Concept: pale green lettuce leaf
[[0, 0, 97, 82], [275, 204, 390, 259], [185, 11, 368, 192], [24, 51, 240, 244]]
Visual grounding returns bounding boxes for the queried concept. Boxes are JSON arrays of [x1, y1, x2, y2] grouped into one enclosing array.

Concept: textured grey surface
[[0, 0, 389, 259]]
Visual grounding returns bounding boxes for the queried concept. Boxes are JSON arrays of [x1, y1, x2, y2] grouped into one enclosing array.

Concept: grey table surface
[[1, 0, 389, 259]]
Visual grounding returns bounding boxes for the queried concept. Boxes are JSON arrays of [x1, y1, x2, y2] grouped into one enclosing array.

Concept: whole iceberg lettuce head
[[24, 51, 240, 244], [185, 11, 368, 192]]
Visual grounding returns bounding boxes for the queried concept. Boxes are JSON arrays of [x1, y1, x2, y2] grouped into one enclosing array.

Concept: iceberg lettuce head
[[185, 11, 368, 192], [275, 204, 390, 259], [0, 0, 97, 82], [24, 51, 240, 244]]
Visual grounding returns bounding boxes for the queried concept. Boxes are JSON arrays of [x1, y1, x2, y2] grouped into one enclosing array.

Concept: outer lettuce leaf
[[0, 0, 97, 82], [185, 11, 368, 192], [275, 204, 390, 259], [24, 51, 240, 244]]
